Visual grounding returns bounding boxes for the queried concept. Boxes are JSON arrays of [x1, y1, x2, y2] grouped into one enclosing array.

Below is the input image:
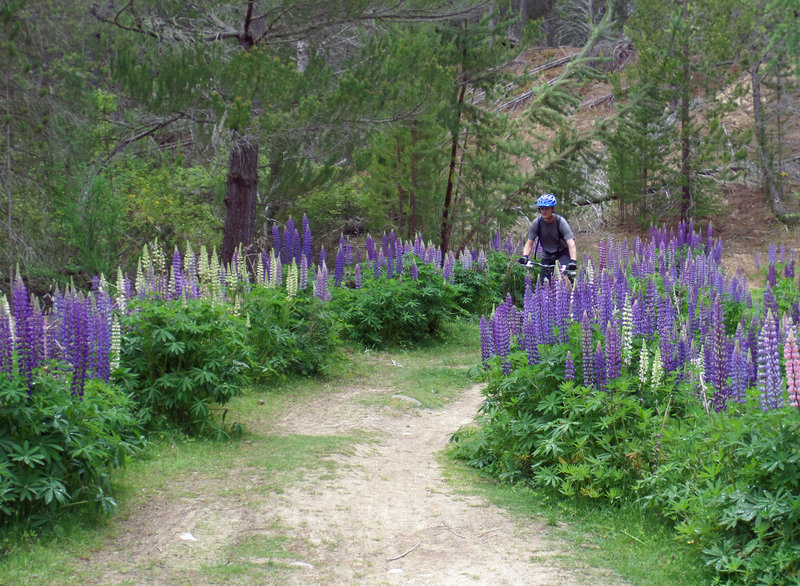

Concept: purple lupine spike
[[410, 259, 419, 281], [492, 302, 511, 375], [594, 341, 606, 391], [767, 263, 777, 288], [282, 226, 292, 265], [480, 315, 493, 367], [13, 275, 39, 386], [757, 309, 782, 411], [785, 260, 795, 279], [768, 244, 777, 264], [319, 245, 326, 265], [0, 300, 13, 378], [272, 224, 281, 259], [565, 350, 574, 380], [292, 227, 302, 265], [658, 291, 677, 372], [171, 248, 183, 299], [303, 221, 313, 263], [581, 311, 594, 388], [286, 216, 296, 260], [755, 251, 760, 269], [373, 255, 381, 279], [354, 263, 362, 289], [729, 339, 748, 404], [605, 319, 621, 382], [356, 246, 362, 265], [524, 313, 538, 365], [386, 247, 394, 279], [365, 235, 375, 261], [334, 247, 345, 287], [780, 244, 786, 264]]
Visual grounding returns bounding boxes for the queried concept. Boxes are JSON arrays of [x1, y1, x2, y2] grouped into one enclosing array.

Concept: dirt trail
[[78, 381, 624, 585]]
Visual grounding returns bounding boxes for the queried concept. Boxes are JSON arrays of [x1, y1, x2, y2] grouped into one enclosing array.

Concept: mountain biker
[[517, 193, 577, 282]]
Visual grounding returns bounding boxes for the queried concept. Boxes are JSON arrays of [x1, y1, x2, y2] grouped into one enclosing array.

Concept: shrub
[[638, 400, 800, 584], [117, 298, 252, 437], [330, 260, 459, 347], [454, 344, 673, 500], [243, 288, 339, 380], [0, 369, 143, 528]]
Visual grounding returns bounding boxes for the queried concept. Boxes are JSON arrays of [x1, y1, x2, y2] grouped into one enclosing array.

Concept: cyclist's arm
[[566, 238, 576, 261], [522, 239, 535, 257]]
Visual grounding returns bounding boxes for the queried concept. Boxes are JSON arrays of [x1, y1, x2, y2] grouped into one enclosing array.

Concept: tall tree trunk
[[679, 0, 691, 221], [408, 124, 418, 239], [440, 83, 467, 261], [221, 137, 259, 267], [395, 137, 404, 231], [751, 62, 794, 221], [4, 72, 12, 286]]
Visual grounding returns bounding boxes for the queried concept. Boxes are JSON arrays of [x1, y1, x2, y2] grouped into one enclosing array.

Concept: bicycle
[[523, 258, 577, 284]]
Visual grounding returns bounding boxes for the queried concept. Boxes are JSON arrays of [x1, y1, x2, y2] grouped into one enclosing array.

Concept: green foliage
[[330, 259, 459, 347], [117, 299, 252, 437], [0, 370, 143, 529], [242, 287, 339, 381], [638, 401, 800, 585], [451, 251, 517, 316], [455, 344, 670, 501]]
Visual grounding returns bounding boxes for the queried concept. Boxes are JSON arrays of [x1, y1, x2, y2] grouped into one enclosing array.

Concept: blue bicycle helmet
[[536, 193, 557, 208]]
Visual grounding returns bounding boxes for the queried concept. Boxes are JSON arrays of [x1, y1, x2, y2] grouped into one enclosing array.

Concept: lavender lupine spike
[[565, 351, 575, 380], [299, 256, 309, 290], [786, 328, 800, 412], [410, 259, 419, 281], [314, 261, 331, 302], [768, 243, 777, 264], [354, 263, 362, 289], [170, 248, 184, 300], [757, 309, 783, 411], [272, 224, 281, 261], [755, 251, 760, 269]]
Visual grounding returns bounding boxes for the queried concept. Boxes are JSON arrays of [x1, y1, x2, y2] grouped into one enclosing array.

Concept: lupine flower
[[334, 247, 345, 287], [605, 319, 621, 382], [0, 296, 14, 378], [757, 309, 782, 411], [767, 263, 777, 288], [594, 341, 606, 391], [299, 256, 309, 290], [768, 244, 777, 264], [286, 262, 299, 298], [620, 297, 633, 366], [110, 314, 121, 372], [786, 328, 800, 411], [565, 350, 574, 380], [479, 315, 493, 367], [314, 261, 331, 301], [650, 346, 663, 388], [354, 263, 362, 289], [410, 260, 419, 281], [581, 311, 594, 388], [524, 314, 538, 365], [492, 302, 512, 375]]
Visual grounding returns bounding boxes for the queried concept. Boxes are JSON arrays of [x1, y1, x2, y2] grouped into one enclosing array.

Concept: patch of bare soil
[[76, 382, 625, 585]]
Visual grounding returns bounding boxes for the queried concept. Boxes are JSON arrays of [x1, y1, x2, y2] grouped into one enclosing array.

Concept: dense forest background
[[2, 0, 799, 293]]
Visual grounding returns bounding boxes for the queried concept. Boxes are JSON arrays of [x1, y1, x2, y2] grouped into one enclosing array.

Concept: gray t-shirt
[[526, 215, 574, 255]]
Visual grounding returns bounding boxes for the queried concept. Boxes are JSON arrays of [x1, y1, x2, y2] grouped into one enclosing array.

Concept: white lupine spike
[[638, 344, 650, 389]]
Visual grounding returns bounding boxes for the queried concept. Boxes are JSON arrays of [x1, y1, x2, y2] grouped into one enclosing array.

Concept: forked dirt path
[[80, 381, 624, 585]]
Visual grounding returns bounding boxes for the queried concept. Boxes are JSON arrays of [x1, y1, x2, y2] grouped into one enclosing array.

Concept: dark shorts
[[541, 249, 572, 281]]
